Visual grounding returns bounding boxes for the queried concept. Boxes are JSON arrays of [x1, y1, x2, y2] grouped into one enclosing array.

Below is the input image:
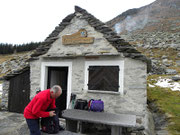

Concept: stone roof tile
[[3, 66, 30, 80]]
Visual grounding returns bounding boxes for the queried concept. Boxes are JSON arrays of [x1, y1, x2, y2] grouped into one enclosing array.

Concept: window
[[88, 66, 119, 92], [85, 60, 124, 94]]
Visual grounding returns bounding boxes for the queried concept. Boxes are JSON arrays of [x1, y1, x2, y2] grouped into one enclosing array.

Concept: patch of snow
[[155, 78, 180, 91], [149, 84, 155, 87]]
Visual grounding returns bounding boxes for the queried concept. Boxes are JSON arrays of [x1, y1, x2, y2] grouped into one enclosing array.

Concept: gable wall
[[43, 13, 118, 57]]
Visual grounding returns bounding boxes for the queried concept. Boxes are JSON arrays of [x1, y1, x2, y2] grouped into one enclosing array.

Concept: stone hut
[[1, 6, 151, 133]]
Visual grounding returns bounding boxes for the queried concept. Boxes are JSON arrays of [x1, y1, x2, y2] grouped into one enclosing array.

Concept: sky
[[0, 0, 156, 44]]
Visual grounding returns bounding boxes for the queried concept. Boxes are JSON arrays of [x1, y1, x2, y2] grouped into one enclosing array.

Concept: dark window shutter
[[88, 66, 119, 92]]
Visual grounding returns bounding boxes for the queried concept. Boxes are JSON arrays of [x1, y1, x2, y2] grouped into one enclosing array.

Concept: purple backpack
[[88, 99, 104, 112]]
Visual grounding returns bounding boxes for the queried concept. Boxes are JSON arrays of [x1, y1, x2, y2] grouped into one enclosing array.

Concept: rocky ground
[[148, 102, 169, 135], [0, 111, 81, 135], [120, 31, 180, 75], [0, 111, 28, 135], [0, 111, 112, 135]]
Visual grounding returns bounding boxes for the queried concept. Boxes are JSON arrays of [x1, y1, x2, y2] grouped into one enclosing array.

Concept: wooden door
[[8, 70, 30, 113], [47, 67, 68, 117]]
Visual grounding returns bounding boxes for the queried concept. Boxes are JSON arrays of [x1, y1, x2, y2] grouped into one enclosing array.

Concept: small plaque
[[62, 29, 94, 45]]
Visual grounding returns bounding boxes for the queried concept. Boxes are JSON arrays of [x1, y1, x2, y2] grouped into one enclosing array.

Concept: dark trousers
[[26, 119, 41, 135]]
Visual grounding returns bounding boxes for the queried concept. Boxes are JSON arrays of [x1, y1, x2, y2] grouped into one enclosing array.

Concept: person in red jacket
[[24, 85, 62, 135]]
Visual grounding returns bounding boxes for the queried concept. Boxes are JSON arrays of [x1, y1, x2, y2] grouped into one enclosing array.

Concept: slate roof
[[2, 66, 30, 80], [29, 6, 149, 64]]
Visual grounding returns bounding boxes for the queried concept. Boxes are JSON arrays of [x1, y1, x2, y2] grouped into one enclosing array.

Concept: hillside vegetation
[[0, 42, 40, 54], [148, 75, 180, 135]]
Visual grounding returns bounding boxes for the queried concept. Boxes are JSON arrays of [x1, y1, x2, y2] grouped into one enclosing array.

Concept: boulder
[[177, 53, 180, 58], [176, 47, 180, 51], [176, 60, 180, 66], [169, 43, 179, 49], [161, 55, 168, 59], [165, 69, 177, 75], [172, 75, 180, 81], [162, 59, 173, 67]]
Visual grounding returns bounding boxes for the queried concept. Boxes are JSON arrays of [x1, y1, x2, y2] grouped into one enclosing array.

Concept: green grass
[[148, 75, 180, 135]]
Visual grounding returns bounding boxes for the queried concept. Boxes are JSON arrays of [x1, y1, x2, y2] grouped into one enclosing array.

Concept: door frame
[[41, 61, 72, 109]]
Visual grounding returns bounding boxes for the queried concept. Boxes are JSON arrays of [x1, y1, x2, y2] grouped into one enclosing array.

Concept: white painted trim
[[41, 61, 72, 109], [84, 60, 124, 95]]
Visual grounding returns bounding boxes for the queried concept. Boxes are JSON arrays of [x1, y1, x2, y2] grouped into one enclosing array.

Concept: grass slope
[[148, 75, 180, 135]]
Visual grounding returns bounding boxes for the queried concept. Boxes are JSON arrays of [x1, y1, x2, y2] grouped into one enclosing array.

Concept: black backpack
[[74, 99, 88, 110], [41, 108, 63, 134]]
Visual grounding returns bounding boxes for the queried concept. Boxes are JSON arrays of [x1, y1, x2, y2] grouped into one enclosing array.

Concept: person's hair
[[50, 85, 62, 94]]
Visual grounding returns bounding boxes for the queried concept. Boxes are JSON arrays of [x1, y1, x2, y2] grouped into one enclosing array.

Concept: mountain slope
[[106, 0, 180, 75], [106, 0, 180, 34]]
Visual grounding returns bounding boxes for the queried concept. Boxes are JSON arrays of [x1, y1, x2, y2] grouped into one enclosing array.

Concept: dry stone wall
[[1, 80, 10, 110]]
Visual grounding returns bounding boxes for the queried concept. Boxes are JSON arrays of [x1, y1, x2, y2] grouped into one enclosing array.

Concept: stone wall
[[123, 58, 147, 115], [30, 56, 147, 128], [76, 57, 147, 128], [1, 80, 10, 110], [30, 60, 41, 99]]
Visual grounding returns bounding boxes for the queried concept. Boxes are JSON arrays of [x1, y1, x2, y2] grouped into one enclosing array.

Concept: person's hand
[[49, 111, 56, 117]]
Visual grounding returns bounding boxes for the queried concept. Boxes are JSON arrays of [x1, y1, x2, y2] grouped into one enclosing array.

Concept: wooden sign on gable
[[62, 29, 94, 45]]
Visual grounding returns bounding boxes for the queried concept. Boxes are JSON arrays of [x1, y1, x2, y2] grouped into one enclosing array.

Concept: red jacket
[[24, 89, 56, 119]]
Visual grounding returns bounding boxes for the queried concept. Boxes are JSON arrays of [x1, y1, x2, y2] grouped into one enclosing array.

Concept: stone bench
[[62, 109, 136, 135]]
